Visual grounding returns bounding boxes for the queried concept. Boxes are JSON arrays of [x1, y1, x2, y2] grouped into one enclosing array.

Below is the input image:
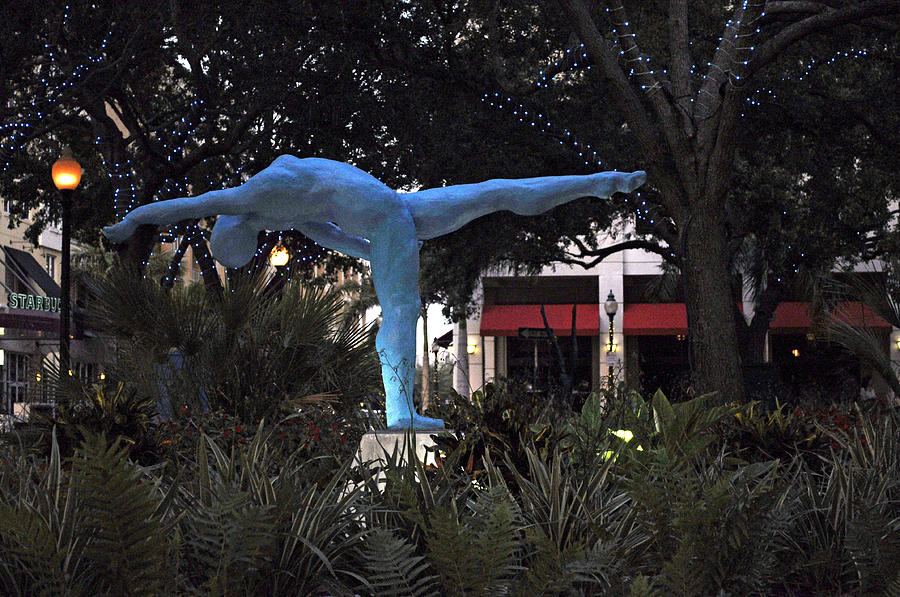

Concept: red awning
[[623, 303, 688, 335], [479, 304, 600, 336], [770, 301, 891, 332]]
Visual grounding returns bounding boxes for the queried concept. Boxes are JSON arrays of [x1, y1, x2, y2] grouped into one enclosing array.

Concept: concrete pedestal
[[357, 429, 454, 469]]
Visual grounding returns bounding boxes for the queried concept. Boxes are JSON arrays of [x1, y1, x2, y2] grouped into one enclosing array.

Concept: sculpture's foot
[[386, 413, 445, 430], [620, 170, 646, 193], [102, 219, 137, 243], [626, 170, 647, 193]]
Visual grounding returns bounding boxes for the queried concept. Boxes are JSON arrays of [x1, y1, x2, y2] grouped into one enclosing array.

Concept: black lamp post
[[52, 148, 81, 376], [431, 339, 440, 404], [604, 290, 618, 389]]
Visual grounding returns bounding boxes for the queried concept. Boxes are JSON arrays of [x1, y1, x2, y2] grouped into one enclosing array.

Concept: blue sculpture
[[103, 156, 646, 429]]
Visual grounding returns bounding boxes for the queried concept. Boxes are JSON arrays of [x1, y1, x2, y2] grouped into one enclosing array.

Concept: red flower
[[223, 430, 230, 438], [235, 425, 243, 433]]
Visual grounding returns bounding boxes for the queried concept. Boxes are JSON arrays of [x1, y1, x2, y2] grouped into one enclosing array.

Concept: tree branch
[[600, 1, 698, 193], [160, 231, 192, 288], [763, 1, 826, 17], [668, 0, 694, 134], [557, 0, 685, 207], [696, 0, 766, 165], [749, 0, 900, 77], [564, 238, 674, 269]]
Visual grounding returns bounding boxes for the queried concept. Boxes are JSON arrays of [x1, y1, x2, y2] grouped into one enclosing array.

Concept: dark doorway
[[632, 335, 691, 400], [770, 334, 872, 400]]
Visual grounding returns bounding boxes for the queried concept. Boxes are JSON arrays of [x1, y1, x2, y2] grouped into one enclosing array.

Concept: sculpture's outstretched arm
[[297, 222, 371, 261], [103, 187, 252, 243], [404, 170, 646, 240]]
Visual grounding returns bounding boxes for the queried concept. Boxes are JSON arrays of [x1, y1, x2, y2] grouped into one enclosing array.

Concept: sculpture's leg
[[369, 212, 444, 430], [406, 170, 647, 240]]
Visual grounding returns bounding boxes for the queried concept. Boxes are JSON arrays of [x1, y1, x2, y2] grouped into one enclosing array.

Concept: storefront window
[[506, 335, 593, 395], [1, 352, 32, 414], [44, 254, 56, 279]]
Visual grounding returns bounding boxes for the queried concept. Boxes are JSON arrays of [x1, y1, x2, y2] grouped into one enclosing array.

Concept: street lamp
[[52, 147, 81, 376], [269, 243, 289, 267], [431, 339, 440, 404], [604, 290, 618, 389]]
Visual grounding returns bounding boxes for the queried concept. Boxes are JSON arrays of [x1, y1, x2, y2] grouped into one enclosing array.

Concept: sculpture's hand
[[102, 218, 138, 243]]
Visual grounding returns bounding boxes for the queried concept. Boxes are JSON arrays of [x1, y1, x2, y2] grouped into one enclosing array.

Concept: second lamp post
[[604, 290, 618, 389]]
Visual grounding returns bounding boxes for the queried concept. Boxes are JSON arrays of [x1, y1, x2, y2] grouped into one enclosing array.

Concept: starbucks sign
[[7, 293, 60, 313]]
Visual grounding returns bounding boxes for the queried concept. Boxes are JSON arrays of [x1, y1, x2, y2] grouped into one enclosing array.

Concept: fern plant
[[358, 528, 439, 597], [0, 431, 174, 596], [425, 485, 519, 595], [73, 433, 172, 596]]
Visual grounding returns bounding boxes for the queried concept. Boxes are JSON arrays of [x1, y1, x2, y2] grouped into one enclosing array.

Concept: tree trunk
[[421, 305, 431, 412], [739, 319, 770, 366], [118, 224, 157, 269], [454, 315, 471, 399], [190, 233, 223, 298], [681, 210, 745, 403], [161, 234, 192, 288], [741, 302, 780, 367]]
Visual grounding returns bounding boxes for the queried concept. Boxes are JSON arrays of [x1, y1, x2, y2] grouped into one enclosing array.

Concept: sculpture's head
[[209, 215, 258, 268]]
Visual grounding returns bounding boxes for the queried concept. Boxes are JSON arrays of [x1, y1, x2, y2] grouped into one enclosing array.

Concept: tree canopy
[[2, 0, 897, 399]]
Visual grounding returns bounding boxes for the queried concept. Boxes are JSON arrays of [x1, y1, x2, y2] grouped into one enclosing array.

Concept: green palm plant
[[84, 265, 382, 425], [337, 272, 380, 328], [48, 379, 157, 459], [778, 408, 900, 594], [816, 269, 900, 397]]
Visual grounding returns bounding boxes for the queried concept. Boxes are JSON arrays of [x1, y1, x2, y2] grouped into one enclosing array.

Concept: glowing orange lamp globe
[[269, 244, 289, 266], [52, 148, 82, 191]]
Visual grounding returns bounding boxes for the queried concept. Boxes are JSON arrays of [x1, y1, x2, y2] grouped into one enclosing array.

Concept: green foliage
[[725, 401, 859, 465], [0, 432, 170, 596], [506, 447, 637, 595], [428, 377, 564, 476], [777, 408, 900, 594], [73, 433, 171, 596], [819, 269, 900, 397], [424, 486, 519, 596], [358, 529, 440, 597], [621, 391, 792, 596], [1, 388, 898, 595], [86, 266, 382, 425], [50, 381, 157, 460]]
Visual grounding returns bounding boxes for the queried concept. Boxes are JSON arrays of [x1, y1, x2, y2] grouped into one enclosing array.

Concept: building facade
[[0, 203, 108, 422], [454, 232, 897, 401]]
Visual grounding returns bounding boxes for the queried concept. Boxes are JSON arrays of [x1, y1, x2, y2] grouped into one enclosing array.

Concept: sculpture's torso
[[251, 156, 401, 237]]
